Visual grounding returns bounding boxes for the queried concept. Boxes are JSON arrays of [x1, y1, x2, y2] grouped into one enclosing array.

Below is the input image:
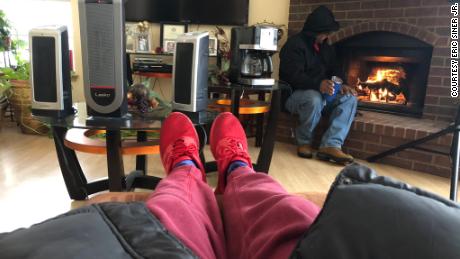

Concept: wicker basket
[[8, 80, 49, 135]]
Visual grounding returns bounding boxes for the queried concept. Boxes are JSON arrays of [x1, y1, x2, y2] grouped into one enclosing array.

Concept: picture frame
[[125, 22, 152, 53], [209, 36, 218, 56], [160, 22, 188, 54], [136, 32, 151, 53], [125, 23, 137, 52], [164, 40, 176, 53]]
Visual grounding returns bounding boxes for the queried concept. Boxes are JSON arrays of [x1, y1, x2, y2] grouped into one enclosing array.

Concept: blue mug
[[323, 76, 343, 104]]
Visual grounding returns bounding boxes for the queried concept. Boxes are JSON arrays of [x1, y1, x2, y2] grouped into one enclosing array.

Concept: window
[[0, 0, 73, 62]]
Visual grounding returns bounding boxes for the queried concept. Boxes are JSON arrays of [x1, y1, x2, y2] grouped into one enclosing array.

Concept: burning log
[[358, 79, 402, 95]]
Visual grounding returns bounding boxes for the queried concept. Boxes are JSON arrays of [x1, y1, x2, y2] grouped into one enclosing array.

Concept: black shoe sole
[[297, 152, 313, 159], [316, 152, 354, 165]]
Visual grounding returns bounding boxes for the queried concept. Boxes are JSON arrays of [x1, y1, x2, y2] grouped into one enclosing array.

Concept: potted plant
[[0, 10, 11, 127], [0, 9, 11, 100], [0, 37, 49, 135], [0, 10, 11, 52], [0, 76, 10, 126], [0, 9, 47, 134], [0, 74, 10, 99]]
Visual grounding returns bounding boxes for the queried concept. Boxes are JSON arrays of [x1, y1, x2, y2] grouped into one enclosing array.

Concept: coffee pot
[[240, 50, 273, 78], [260, 52, 273, 77], [229, 26, 278, 86], [241, 50, 262, 77]]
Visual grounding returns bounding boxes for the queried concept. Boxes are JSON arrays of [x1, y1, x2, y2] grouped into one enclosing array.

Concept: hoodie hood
[[302, 5, 339, 33]]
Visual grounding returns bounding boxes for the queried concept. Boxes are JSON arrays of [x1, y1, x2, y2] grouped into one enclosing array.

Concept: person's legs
[[146, 165, 225, 259], [223, 167, 320, 258], [285, 89, 325, 146], [316, 94, 357, 164], [320, 94, 357, 148], [210, 112, 321, 259], [145, 112, 226, 259], [223, 169, 320, 259]]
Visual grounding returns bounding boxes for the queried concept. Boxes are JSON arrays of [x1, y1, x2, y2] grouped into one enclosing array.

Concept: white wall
[[249, 0, 290, 80], [0, 0, 83, 100], [0, 0, 73, 46], [70, 0, 84, 102]]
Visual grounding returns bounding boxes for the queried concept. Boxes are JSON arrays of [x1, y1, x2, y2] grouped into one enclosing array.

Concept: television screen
[[181, 0, 249, 25], [125, 0, 181, 23], [125, 0, 249, 25]]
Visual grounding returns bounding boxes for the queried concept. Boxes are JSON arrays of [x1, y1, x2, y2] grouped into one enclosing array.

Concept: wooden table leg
[[231, 87, 241, 117], [51, 126, 88, 200], [106, 130, 124, 191], [195, 124, 209, 172], [136, 131, 148, 174], [255, 92, 266, 147], [255, 88, 280, 173]]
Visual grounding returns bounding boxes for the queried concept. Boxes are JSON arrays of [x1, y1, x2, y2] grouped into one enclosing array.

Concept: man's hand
[[320, 79, 334, 95], [340, 84, 357, 96]]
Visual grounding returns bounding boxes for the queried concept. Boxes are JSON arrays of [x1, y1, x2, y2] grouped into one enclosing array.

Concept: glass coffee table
[[37, 103, 188, 200], [38, 81, 284, 200], [207, 82, 285, 173]]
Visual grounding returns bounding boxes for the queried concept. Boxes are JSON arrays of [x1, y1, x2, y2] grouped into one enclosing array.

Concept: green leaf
[[221, 59, 230, 72], [210, 76, 219, 85]]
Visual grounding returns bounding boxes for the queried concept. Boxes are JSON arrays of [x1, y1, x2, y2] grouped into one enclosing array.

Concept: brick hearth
[[345, 111, 452, 177], [279, 0, 458, 177], [277, 111, 453, 177]]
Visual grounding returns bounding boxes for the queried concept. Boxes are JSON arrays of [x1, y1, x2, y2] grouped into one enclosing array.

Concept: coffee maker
[[230, 26, 278, 86]]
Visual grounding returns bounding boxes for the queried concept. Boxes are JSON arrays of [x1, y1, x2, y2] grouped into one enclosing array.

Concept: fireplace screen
[[336, 32, 433, 117]]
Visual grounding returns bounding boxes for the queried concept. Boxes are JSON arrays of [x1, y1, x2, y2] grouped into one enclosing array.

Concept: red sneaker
[[210, 112, 253, 194], [160, 112, 206, 181]]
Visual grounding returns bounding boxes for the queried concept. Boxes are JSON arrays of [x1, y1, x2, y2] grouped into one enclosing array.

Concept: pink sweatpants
[[146, 165, 320, 259]]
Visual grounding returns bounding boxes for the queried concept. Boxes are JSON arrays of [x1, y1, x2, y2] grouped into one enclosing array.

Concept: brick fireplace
[[337, 31, 433, 117], [278, 0, 459, 177]]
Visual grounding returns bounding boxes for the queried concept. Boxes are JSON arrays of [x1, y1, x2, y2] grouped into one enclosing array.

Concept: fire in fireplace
[[357, 67, 407, 104], [336, 31, 433, 117]]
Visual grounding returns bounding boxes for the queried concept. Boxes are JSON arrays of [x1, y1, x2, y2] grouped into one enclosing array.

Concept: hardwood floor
[[0, 120, 454, 233]]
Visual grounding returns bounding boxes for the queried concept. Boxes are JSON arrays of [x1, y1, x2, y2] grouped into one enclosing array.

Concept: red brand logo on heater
[[90, 85, 115, 89]]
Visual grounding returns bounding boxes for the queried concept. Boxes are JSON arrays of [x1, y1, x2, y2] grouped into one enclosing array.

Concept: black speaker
[[172, 32, 208, 123], [79, 0, 127, 118], [30, 25, 73, 117]]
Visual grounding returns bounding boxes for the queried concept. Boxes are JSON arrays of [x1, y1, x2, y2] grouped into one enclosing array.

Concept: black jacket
[[279, 5, 342, 93], [279, 32, 342, 92]]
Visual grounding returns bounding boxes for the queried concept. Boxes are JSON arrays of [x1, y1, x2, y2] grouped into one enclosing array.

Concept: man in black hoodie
[[280, 5, 357, 164]]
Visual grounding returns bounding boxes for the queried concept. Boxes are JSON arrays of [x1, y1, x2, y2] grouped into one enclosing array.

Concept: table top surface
[[36, 103, 217, 130], [210, 81, 287, 92], [35, 82, 287, 130]]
